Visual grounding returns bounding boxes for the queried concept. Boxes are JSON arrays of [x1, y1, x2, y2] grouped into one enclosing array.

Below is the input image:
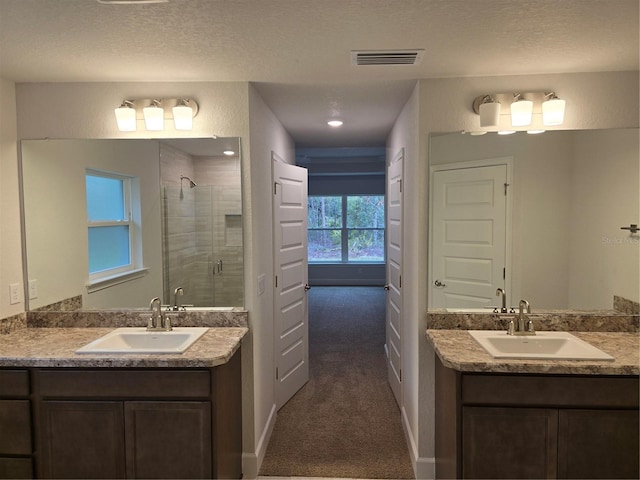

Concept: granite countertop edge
[[426, 329, 640, 376], [0, 327, 248, 368]]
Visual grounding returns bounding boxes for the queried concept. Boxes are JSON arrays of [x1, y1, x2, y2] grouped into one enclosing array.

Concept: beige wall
[[413, 71, 640, 476]]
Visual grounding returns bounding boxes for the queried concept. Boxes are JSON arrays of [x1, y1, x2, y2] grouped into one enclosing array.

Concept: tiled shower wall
[[160, 143, 243, 307]]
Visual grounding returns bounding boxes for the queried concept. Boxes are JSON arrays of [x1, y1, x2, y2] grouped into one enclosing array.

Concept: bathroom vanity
[[427, 329, 639, 479], [0, 325, 247, 479]]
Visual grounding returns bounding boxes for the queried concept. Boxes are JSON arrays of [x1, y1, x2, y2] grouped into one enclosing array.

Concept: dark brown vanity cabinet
[[0, 370, 33, 479], [33, 350, 242, 479], [435, 358, 640, 479]]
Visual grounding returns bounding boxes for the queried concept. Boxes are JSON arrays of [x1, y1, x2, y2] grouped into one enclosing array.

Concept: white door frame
[[428, 157, 513, 308]]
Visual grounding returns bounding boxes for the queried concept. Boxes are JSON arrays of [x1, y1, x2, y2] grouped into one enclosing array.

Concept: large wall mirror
[[20, 137, 243, 310], [428, 128, 639, 312]]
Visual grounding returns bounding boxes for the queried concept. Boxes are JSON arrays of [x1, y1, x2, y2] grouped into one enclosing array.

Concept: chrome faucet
[[147, 296, 172, 331], [495, 288, 507, 313], [508, 299, 535, 335], [173, 287, 184, 311]]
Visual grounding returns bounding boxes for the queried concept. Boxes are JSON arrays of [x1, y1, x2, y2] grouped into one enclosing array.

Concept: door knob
[[384, 284, 390, 291], [304, 284, 311, 292], [434, 280, 446, 287]]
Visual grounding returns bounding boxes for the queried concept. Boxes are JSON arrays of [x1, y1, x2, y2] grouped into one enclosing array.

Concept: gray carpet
[[259, 286, 415, 479]]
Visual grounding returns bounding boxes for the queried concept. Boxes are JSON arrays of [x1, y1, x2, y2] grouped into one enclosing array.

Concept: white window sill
[[86, 267, 149, 293]]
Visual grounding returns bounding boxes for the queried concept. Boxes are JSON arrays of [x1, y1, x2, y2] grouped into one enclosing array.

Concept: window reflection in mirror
[[20, 138, 243, 311]]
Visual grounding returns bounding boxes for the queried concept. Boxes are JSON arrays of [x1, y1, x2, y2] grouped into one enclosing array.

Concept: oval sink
[[75, 327, 209, 354], [468, 330, 614, 361]]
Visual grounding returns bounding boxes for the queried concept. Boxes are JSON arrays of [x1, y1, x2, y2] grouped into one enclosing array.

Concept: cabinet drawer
[[0, 457, 33, 479], [0, 400, 32, 455], [0, 370, 29, 396], [36, 369, 211, 399], [462, 374, 639, 408]]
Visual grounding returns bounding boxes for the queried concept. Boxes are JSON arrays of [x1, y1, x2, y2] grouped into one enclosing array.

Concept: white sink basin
[[468, 330, 614, 361], [75, 327, 209, 354]]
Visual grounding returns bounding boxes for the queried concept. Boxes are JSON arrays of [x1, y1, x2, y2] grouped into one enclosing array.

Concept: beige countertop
[[0, 327, 248, 368], [426, 329, 639, 376]]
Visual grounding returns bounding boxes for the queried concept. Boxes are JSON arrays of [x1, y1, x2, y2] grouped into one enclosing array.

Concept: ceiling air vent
[[351, 49, 424, 66]]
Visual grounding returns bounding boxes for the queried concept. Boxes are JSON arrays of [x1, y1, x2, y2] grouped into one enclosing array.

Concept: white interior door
[[273, 157, 309, 409], [385, 149, 403, 406], [431, 163, 508, 308]]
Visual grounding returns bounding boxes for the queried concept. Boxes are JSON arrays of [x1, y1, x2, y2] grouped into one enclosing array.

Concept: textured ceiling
[[1, 0, 638, 146]]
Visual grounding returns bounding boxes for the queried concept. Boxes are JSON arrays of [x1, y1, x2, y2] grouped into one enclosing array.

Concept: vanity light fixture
[[114, 100, 137, 131], [114, 98, 199, 132], [527, 129, 546, 134], [542, 92, 566, 126], [328, 119, 344, 127], [472, 91, 566, 131], [143, 99, 164, 131], [172, 99, 194, 130], [478, 95, 501, 127], [223, 150, 236, 156], [510, 93, 533, 127], [497, 130, 516, 135]]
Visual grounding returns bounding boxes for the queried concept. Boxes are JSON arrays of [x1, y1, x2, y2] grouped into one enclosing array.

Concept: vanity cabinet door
[[558, 409, 640, 479], [462, 406, 558, 479], [124, 401, 212, 479], [38, 401, 126, 479]]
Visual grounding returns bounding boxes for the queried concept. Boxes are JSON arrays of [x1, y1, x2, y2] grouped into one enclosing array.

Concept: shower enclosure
[[162, 183, 243, 307]]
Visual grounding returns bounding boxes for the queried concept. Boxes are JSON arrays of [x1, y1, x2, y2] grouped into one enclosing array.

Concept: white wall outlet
[[257, 274, 266, 296], [9, 283, 21, 305], [29, 279, 38, 300]]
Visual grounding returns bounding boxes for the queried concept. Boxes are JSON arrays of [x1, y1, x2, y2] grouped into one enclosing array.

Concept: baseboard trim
[[242, 403, 277, 479], [401, 406, 436, 479]]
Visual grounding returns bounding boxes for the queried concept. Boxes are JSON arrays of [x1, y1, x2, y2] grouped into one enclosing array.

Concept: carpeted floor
[[259, 286, 415, 479]]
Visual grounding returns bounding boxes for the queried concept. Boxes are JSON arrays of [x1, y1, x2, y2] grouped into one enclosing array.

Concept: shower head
[[180, 175, 197, 188]]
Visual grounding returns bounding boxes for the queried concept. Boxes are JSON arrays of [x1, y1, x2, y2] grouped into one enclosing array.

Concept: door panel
[[431, 164, 508, 308], [386, 150, 403, 406], [273, 158, 309, 409]]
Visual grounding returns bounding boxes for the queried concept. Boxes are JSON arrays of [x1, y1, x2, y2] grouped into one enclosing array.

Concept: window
[[86, 170, 137, 281], [308, 195, 385, 263]]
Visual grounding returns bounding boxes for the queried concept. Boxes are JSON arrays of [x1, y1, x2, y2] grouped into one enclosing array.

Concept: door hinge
[[400, 369, 402, 381], [504, 182, 510, 195], [503, 267, 506, 280], [399, 275, 402, 288], [275, 275, 278, 288], [399, 179, 403, 193], [276, 367, 278, 380], [274, 182, 278, 195]]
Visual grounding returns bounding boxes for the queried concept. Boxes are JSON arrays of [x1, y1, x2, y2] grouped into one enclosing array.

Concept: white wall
[[386, 82, 425, 477], [243, 84, 295, 478], [410, 71, 639, 476], [0, 78, 23, 319], [569, 128, 640, 307]]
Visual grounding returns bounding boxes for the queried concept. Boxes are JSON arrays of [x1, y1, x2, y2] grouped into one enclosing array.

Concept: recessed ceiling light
[[327, 120, 343, 127], [223, 150, 235, 156]]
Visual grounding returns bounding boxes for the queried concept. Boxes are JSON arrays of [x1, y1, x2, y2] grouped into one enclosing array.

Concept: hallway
[[260, 286, 414, 479]]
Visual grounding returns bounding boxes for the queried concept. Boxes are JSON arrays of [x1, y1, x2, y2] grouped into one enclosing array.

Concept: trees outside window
[[308, 195, 384, 262]]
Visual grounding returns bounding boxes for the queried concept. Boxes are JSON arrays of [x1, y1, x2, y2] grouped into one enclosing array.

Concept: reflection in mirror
[[20, 138, 243, 311], [428, 128, 639, 311]]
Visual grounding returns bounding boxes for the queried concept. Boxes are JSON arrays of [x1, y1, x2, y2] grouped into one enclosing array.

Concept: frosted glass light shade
[[114, 105, 136, 131], [143, 104, 164, 130], [510, 99, 533, 127], [542, 98, 566, 126], [479, 101, 501, 127], [172, 104, 193, 130]]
